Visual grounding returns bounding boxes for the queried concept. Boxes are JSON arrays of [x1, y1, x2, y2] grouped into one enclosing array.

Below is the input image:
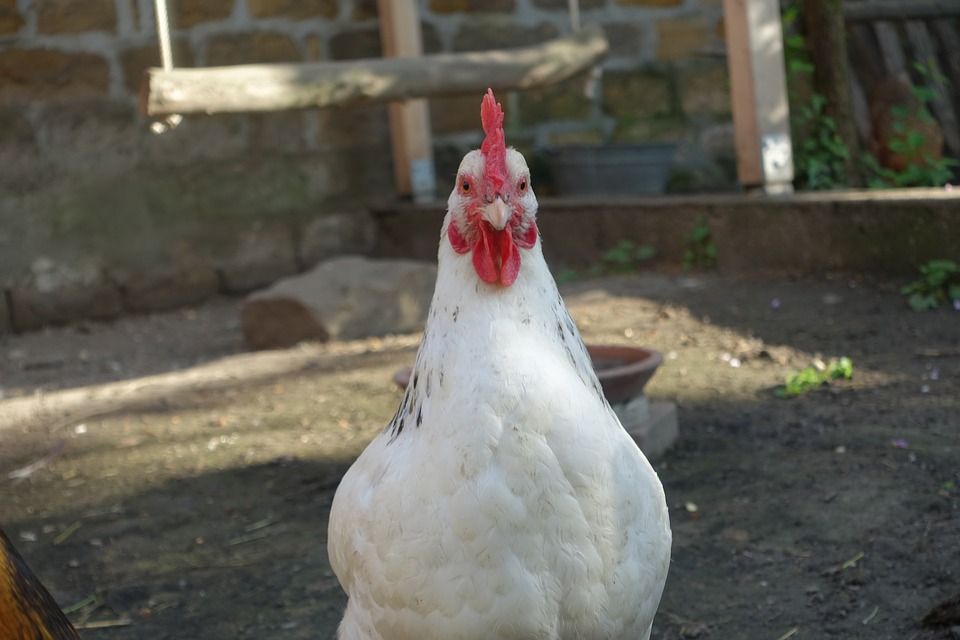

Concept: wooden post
[[722, 0, 794, 193], [378, 0, 435, 203]]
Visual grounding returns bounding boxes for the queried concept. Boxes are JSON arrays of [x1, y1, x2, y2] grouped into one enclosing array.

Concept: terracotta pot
[[393, 344, 663, 405]]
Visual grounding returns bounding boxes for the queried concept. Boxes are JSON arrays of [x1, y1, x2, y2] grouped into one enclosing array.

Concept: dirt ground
[[1, 271, 958, 640]]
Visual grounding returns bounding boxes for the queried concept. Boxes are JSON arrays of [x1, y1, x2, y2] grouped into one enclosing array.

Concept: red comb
[[480, 88, 507, 195]]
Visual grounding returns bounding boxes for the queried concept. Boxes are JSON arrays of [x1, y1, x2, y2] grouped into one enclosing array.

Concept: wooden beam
[[722, 0, 794, 191], [378, 0, 435, 202], [140, 25, 609, 117], [843, 0, 960, 22]]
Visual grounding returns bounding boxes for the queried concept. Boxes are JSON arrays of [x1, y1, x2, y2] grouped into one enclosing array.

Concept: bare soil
[[1, 272, 958, 639]]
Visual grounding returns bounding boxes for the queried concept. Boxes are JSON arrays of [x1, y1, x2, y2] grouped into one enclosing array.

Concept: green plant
[[555, 240, 656, 283], [862, 62, 958, 188], [682, 217, 716, 269], [776, 357, 853, 398], [901, 259, 960, 311], [782, 6, 849, 191], [600, 240, 657, 273]]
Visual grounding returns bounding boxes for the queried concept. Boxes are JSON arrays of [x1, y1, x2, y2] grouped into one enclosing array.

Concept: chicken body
[[0, 527, 79, 639], [328, 91, 671, 640]]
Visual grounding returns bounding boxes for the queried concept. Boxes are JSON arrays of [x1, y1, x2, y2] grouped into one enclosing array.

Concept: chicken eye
[[518, 178, 528, 193], [460, 178, 471, 193]]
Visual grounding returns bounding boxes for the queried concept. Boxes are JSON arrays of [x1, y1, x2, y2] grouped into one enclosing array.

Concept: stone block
[[36, 101, 139, 177], [216, 224, 299, 294], [0, 106, 40, 188], [8, 258, 122, 331], [430, 94, 488, 135], [206, 32, 301, 66], [679, 62, 730, 116], [175, 0, 234, 28], [601, 22, 648, 58], [248, 0, 337, 19], [120, 41, 194, 94], [352, 0, 378, 20], [611, 115, 691, 144], [241, 256, 437, 348], [299, 212, 377, 268], [0, 49, 109, 104], [429, 0, 515, 13], [532, 0, 602, 8], [518, 75, 593, 127], [602, 69, 676, 119], [0, 0, 24, 34], [316, 103, 391, 149], [37, 0, 116, 34], [656, 15, 712, 60], [247, 111, 311, 154], [618, 0, 681, 5], [118, 262, 220, 313], [140, 115, 248, 166], [329, 27, 381, 60], [452, 20, 558, 53]]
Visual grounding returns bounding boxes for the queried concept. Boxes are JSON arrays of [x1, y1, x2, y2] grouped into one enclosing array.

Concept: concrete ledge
[[372, 188, 960, 275], [1, 189, 956, 334]]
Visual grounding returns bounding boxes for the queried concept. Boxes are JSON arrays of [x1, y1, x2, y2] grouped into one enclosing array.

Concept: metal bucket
[[542, 143, 677, 196]]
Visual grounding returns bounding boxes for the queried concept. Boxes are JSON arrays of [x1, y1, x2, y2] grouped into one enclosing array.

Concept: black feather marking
[[396, 416, 405, 436], [452, 306, 460, 322], [425, 374, 432, 398], [562, 341, 578, 368], [412, 372, 419, 390], [556, 320, 565, 341], [439, 367, 445, 388], [416, 405, 424, 427]]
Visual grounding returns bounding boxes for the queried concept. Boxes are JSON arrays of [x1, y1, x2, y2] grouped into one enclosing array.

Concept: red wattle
[[449, 219, 538, 286], [498, 228, 520, 286], [516, 223, 538, 249], [472, 222, 500, 284], [447, 220, 471, 254]]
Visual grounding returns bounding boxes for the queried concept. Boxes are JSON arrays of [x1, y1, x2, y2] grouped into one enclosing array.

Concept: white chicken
[[328, 89, 671, 640]]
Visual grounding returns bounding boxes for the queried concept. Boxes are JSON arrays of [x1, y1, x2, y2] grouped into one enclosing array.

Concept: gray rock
[[9, 257, 122, 331], [241, 256, 437, 349]]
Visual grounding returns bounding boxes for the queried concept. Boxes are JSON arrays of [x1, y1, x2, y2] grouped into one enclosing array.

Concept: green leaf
[[908, 293, 939, 311], [948, 283, 960, 303], [830, 357, 854, 380]]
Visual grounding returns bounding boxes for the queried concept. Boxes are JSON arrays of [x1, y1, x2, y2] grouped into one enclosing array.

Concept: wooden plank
[[140, 25, 609, 117], [378, 0, 434, 201], [844, 0, 960, 22], [904, 20, 960, 156], [872, 20, 909, 83], [930, 20, 960, 119]]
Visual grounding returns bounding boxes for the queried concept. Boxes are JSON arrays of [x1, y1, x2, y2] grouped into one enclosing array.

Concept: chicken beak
[[482, 196, 511, 231]]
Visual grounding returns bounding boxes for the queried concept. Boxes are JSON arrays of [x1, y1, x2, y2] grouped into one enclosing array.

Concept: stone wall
[[0, 0, 732, 332]]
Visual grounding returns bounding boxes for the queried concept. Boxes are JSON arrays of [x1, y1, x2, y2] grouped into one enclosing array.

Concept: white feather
[[328, 149, 671, 640]]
